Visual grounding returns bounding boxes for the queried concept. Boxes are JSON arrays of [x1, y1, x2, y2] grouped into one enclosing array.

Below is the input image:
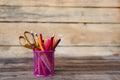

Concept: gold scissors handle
[[19, 36, 33, 49], [24, 31, 35, 45], [19, 31, 39, 49]]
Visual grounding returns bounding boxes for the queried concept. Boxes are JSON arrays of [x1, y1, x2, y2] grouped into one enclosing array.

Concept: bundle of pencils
[[34, 33, 61, 51], [33, 33, 61, 75]]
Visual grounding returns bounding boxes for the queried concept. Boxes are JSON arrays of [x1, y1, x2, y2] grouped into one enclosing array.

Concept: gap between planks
[[1, 21, 120, 24], [1, 5, 120, 8]]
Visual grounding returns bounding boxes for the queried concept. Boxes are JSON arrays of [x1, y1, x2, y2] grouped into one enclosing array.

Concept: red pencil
[[46, 39, 51, 51]]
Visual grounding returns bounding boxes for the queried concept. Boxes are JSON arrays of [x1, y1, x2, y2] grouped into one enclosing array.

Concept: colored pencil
[[53, 39, 61, 50]]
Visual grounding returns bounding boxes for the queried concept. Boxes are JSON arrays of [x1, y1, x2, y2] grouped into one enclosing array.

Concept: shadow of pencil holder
[[33, 50, 55, 77]]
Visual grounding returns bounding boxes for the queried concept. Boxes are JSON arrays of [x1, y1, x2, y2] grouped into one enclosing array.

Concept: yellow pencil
[[37, 37, 44, 51]]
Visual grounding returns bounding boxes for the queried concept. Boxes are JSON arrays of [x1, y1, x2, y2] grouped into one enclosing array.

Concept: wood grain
[[0, 0, 120, 58], [0, 23, 120, 45], [0, 6, 120, 23], [0, 58, 120, 80], [0, 71, 120, 80], [0, 57, 120, 71], [0, 0, 120, 7], [0, 46, 119, 58]]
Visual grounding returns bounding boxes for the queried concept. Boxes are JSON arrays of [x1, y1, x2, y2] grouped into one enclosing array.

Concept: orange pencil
[[53, 39, 61, 50]]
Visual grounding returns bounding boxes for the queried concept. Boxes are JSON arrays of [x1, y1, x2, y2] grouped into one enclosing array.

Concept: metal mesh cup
[[33, 50, 55, 77]]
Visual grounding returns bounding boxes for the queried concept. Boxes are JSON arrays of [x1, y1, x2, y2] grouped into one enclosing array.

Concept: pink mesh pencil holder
[[33, 50, 55, 77]]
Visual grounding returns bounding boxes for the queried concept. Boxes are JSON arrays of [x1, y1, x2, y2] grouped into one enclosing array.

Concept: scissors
[[19, 31, 39, 50]]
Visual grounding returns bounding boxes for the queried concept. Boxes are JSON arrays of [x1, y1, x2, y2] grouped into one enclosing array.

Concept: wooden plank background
[[0, 0, 120, 7], [0, 0, 120, 58]]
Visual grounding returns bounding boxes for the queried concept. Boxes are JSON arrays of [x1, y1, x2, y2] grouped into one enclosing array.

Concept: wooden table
[[0, 57, 120, 80]]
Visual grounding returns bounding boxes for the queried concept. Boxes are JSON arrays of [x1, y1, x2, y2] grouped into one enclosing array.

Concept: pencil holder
[[33, 50, 55, 77]]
